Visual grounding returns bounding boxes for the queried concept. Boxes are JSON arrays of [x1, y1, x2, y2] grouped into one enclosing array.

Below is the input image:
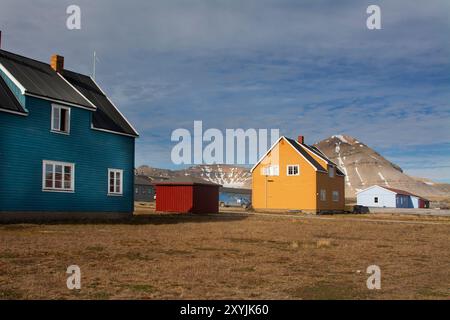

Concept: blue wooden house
[[0, 49, 138, 217]]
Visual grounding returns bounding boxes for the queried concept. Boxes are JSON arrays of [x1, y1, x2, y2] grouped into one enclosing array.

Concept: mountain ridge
[[313, 135, 449, 198], [137, 135, 449, 199]]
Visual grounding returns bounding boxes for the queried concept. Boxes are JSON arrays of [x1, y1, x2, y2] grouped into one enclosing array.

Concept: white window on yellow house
[[320, 189, 327, 201], [287, 165, 299, 176], [332, 191, 339, 202], [261, 165, 279, 176], [329, 166, 335, 178]]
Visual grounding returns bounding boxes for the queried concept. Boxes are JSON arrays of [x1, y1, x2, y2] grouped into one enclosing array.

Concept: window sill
[[108, 193, 123, 197], [50, 130, 70, 135], [42, 189, 74, 193]]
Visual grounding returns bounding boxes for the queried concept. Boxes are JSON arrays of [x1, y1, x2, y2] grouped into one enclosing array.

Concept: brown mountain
[[136, 164, 251, 188], [313, 135, 449, 199], [137, 135, 449, 199]]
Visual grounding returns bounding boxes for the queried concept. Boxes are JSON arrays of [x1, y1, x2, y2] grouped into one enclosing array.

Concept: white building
[[356, 185, 429, 208]]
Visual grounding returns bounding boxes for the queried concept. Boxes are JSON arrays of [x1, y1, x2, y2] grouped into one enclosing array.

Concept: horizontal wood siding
[[135, 185, 155, 202], [0, 95, 135, 213]]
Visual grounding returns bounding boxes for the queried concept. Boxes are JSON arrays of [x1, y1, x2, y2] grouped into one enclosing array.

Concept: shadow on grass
[[0, 212, 249, 226]]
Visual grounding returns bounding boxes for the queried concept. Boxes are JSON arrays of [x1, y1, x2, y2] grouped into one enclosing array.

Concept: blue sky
[[1, 0, 449, 181]]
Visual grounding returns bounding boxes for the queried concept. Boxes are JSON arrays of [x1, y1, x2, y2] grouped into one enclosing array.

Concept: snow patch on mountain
[[377, 172, 389, 186], [138, 134, 450, 199], [314, 135, 449, 198]]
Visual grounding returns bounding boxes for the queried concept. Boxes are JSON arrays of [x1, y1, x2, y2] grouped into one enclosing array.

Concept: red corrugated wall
[[155, 184, 219, 213], [155, 185, 194, 213]]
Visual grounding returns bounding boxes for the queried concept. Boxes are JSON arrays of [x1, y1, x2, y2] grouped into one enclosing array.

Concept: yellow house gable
[[251, 136, 345, 212], [251, 137, 322, 211], [251, 136, 327, 174]]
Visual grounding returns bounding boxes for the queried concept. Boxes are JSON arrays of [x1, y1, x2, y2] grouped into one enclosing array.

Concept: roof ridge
[[0, 49, 93, 80], [62, 68, 93, 81], [0, 49, 52, 67], [284, 137, 327, 172]]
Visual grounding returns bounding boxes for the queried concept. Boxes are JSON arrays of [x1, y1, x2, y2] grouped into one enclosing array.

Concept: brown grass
[[0, 209, 449, 300]]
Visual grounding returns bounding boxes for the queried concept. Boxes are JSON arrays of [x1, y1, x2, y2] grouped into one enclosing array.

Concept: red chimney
[[297, 135, 304, 144], [50, 54, 64, 73]]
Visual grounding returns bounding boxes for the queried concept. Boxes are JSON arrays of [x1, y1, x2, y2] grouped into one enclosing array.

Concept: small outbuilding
[[155, 177, 221, 214], [134, 175, 155, 202], [356, 185, 429, 208]]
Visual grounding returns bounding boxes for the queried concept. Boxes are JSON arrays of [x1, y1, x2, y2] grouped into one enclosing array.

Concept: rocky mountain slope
[[136, 164, 251, 188], [314, 135, 449, 198], [137, 135, 449, 199]]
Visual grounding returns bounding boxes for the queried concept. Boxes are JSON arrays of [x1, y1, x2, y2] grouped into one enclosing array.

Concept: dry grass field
[[1, 207, 449, 300]]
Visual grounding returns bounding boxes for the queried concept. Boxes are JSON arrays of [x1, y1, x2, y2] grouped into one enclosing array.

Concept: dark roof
[[154, 176, 221, 186], [0, 49, 137, 137], [62, 70, 138, 136], [0, 50, 94, 109], [285, 138, 327, 172], [383, 186, 428, 200], [303, 144, 345, 176], [220, 187, 251, 194], [0, 75, 26, 114], [134, 175, 153, 186]]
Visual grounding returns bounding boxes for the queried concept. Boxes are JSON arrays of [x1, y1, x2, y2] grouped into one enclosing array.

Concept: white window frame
[[329, 166, 335, 178], [42, 160, 75, 192], [108, 169, 123, 196], [320, 189, 327, 201], [374, 197, 379, 203], [51, 104, 71, 134], [286, 164, 300, 176], [261, 165, 279, 176], [332, 191, 339, 202]]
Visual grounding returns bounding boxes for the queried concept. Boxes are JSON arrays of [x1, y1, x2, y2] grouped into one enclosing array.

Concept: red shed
[[155, 177, 221, 214]]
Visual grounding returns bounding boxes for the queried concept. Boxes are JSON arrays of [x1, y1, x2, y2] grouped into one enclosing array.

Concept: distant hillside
[[314, 135, 450, 199], [138, 135, 450, 199], [136, 164, 251, 188]]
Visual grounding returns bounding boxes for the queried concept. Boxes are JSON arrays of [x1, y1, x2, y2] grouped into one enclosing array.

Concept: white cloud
[[1, 0, 449, 173]]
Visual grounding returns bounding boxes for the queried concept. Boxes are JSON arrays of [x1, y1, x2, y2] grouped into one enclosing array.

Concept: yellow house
[[251, 135, 345, 213]]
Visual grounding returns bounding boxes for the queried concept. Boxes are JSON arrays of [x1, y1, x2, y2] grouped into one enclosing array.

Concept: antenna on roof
[[92, 50, 99, 80]]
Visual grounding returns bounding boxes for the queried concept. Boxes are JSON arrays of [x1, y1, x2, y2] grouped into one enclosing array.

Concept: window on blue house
[[42, 160, 74, 192], [51, 104, 70, 134], [108, 169, 123, 195]]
